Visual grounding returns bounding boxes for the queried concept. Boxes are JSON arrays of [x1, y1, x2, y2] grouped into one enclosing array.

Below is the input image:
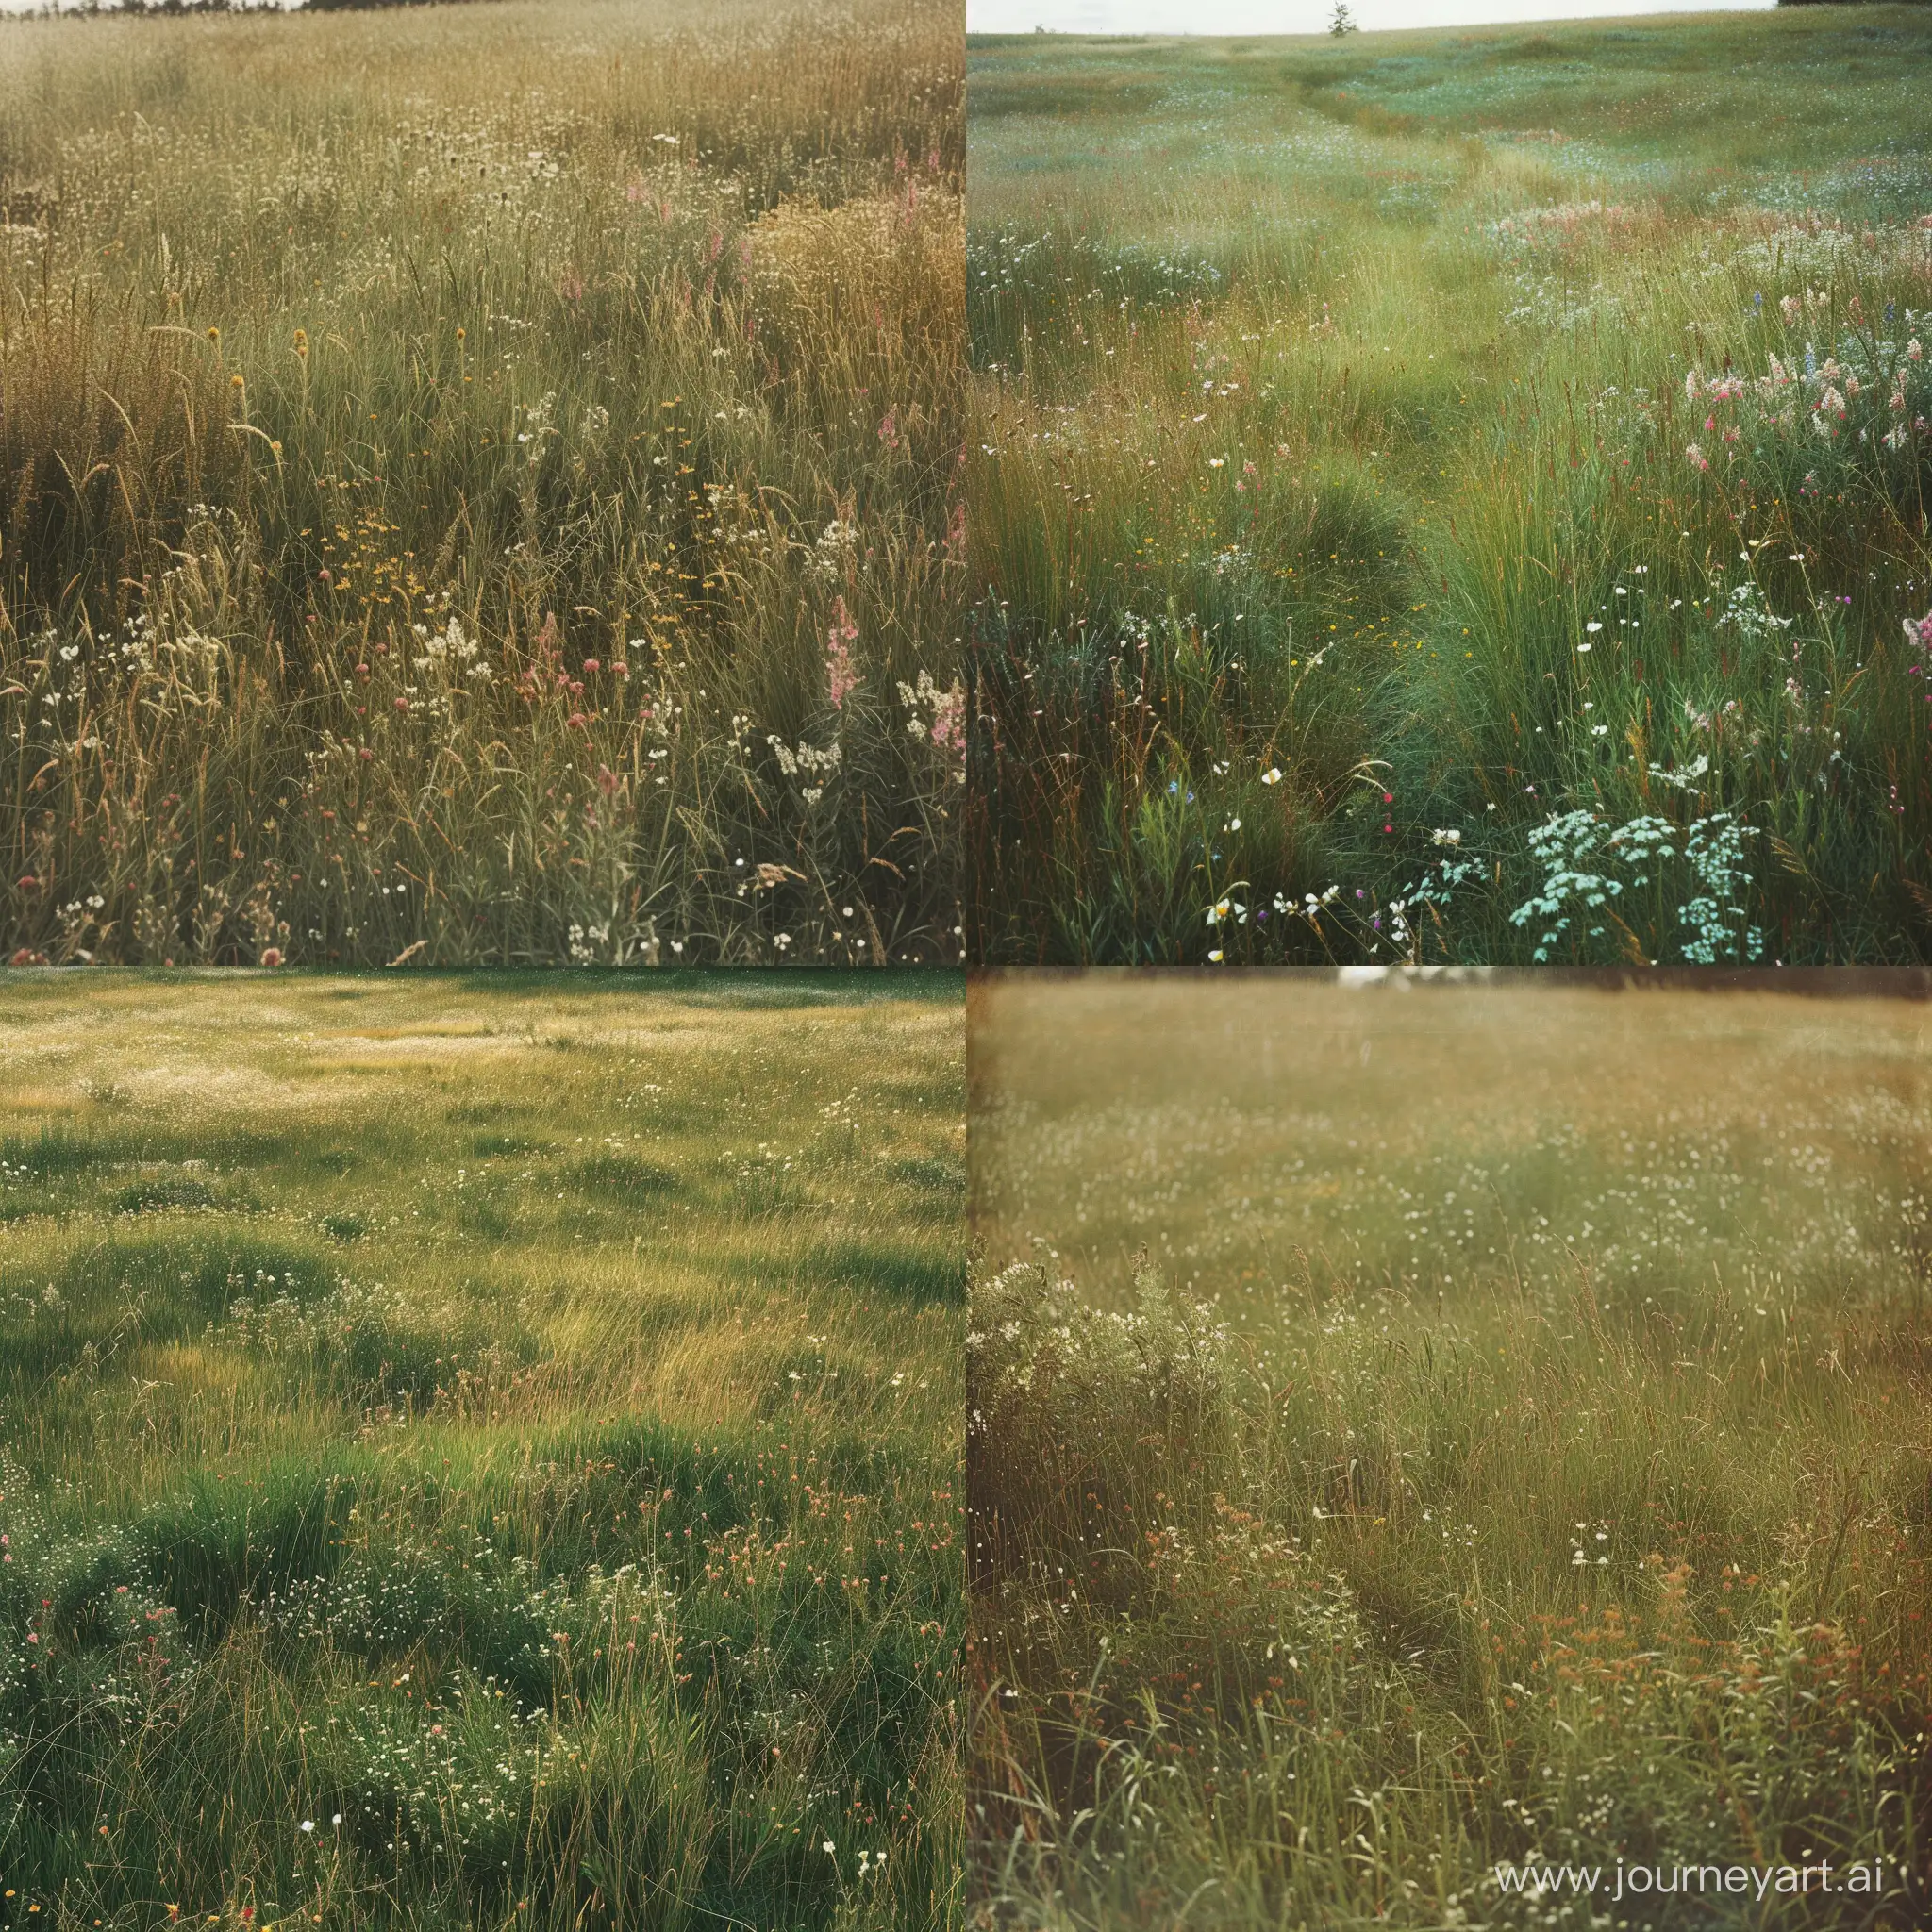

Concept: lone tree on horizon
[[1330, 3, 1357, 34]]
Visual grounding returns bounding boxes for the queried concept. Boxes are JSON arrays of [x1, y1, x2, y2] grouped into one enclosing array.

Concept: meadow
[[967, 7, 1932, 965], [969, 973, 1932, 1927], [0, 0, 964, 968], [0, 974, 963, 1929]]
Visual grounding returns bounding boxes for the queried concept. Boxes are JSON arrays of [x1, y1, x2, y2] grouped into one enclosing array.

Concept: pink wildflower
[[826, 597, 859, 709], [930, 680, 964, 757]]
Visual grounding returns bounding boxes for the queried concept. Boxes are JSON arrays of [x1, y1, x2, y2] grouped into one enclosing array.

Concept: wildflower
[[1780, 294, 1800, 325], [259, 947, 283, 969], [1260, 766, 1283, 785], [1431, 828, 1461, 846], [930, 680, 965, 757], [825, 596, 859, 709], [300, 1821, 315, 1834], [1684, 442, 1709, 473]]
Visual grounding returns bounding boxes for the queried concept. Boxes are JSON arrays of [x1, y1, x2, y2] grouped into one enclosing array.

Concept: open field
[[969, 974, 1932, 1926], [0, 974, 962, 1929], [968, 7, 1932, 965], [0, 0, 963, 967]]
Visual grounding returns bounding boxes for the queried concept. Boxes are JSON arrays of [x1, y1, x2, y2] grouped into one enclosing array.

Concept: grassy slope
[[0, 974, 962, 1930], [0, 0, 964, 967], [968, 7, 1932, 965], [969, 974, 1932, 1927]]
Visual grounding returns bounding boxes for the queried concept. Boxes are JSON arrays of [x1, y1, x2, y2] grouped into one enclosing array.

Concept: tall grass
[[969, 973, 1932, 1928], [967, 8, 1932, 964], [0, 0, 965, 967], [0, 973, 964, 1928]]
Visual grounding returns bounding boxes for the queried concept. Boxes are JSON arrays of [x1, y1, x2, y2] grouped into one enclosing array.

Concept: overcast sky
[[970, 0, 1775, 34]]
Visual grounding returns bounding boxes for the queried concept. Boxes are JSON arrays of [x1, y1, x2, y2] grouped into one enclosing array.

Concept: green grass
[[969, 973, 1932, 1927], [0, 0, 964, 968], [0, 973, 963, 1929], [967, 6, 1932, 965]]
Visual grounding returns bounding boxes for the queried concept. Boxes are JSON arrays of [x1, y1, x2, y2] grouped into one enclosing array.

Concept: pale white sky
[[970, 0, 1774, 34]]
